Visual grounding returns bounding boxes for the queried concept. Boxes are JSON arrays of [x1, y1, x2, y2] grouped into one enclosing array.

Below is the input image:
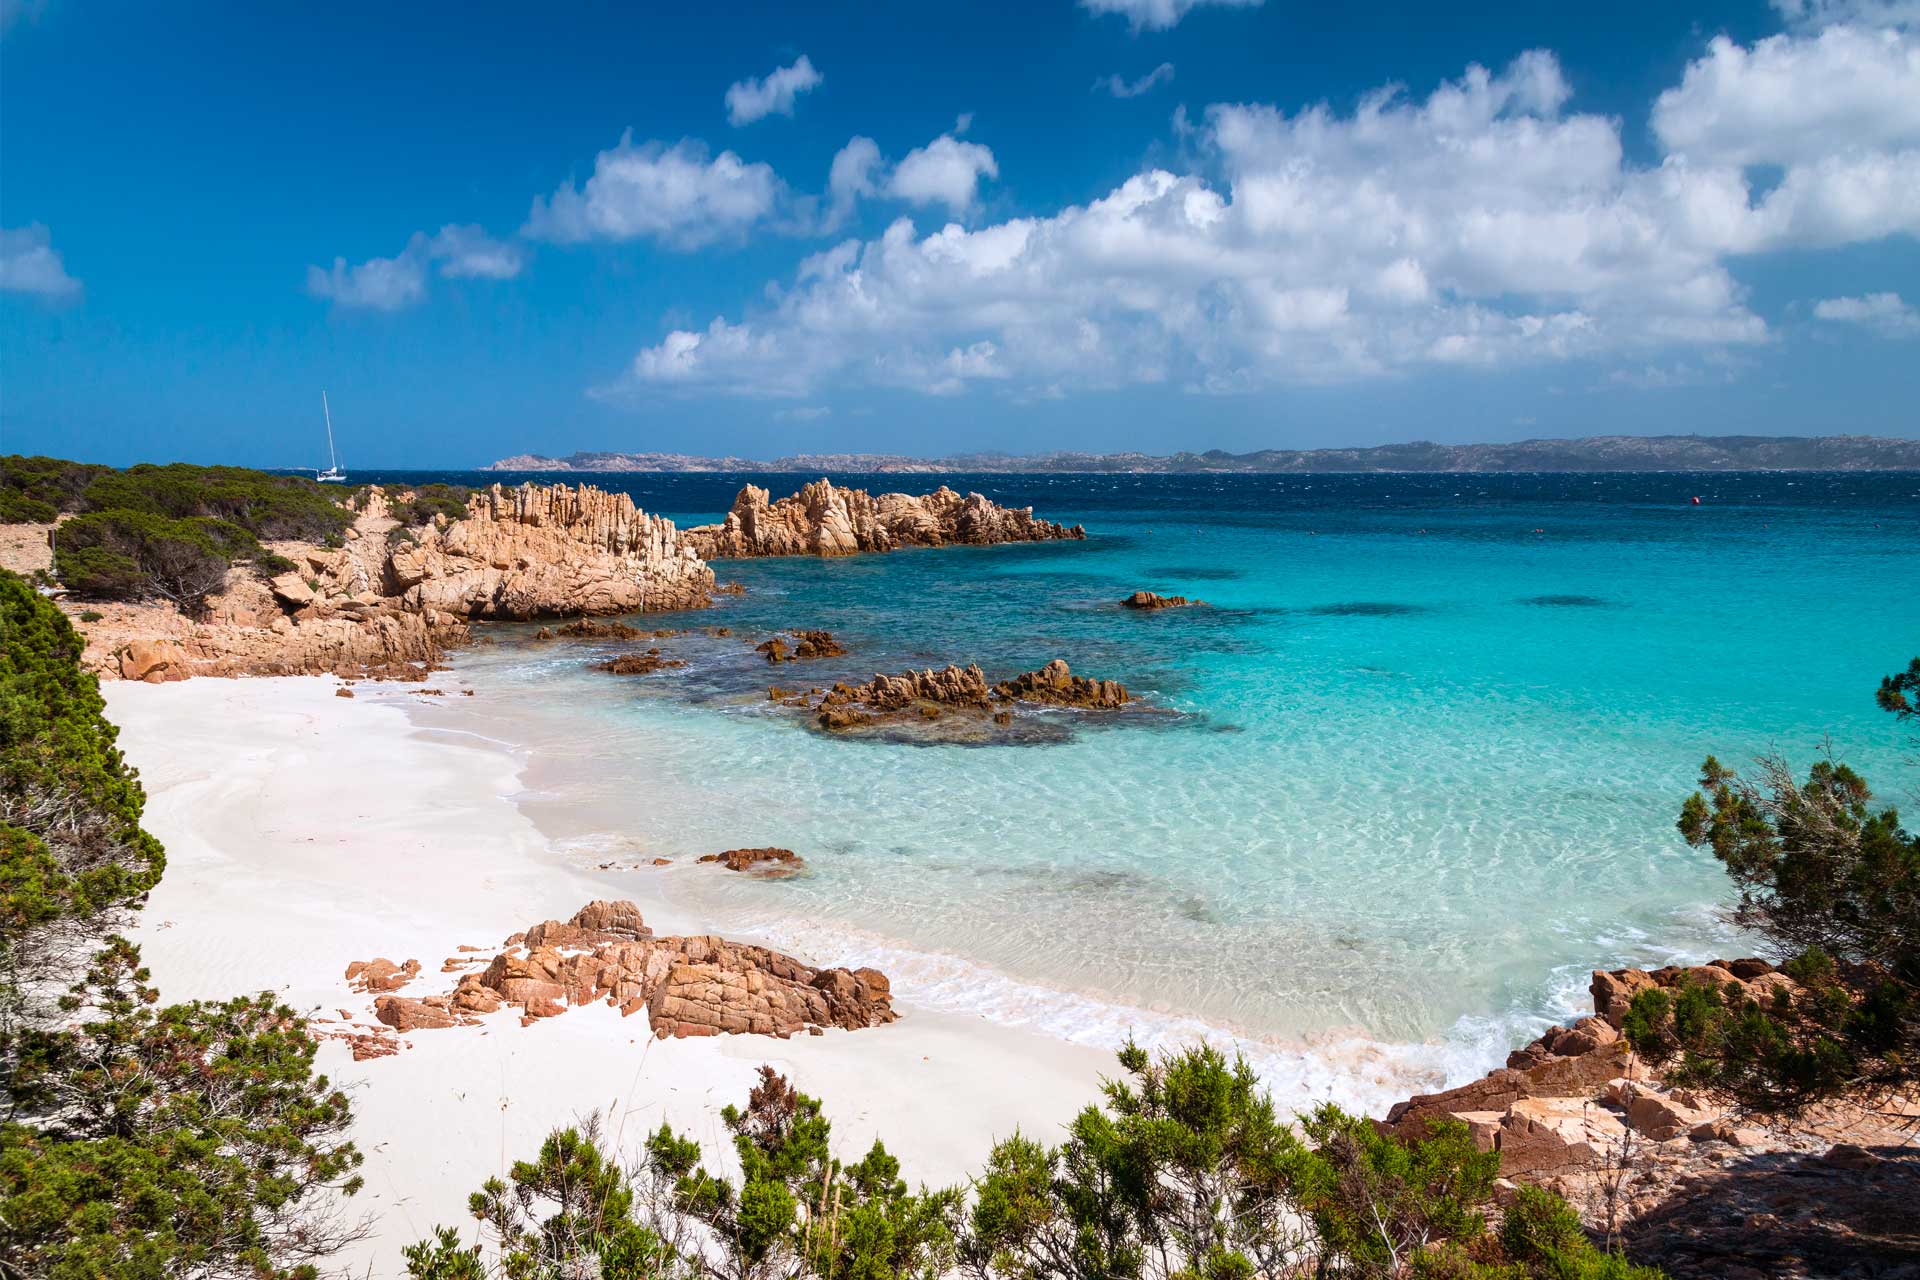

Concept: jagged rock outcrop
[[391, 483, 712, 618], [809, 663, 993, 729], [81, 558, 465, 684], [362, 900, 895, 1040], [1122, 591, 1206, 609], [685, 479, 1084, 559], [993, 659, 1130, 708], [697, 847, 805, 877], [75, 483, 712, 681]]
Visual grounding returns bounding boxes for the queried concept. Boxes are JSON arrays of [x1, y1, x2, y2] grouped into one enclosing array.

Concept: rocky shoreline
[[1376, 960, 1918, 1277], [36, 478, 1075, 682]]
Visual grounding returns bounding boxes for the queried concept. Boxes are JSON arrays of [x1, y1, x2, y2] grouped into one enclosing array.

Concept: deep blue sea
[[373, 469, 1919, 1108]]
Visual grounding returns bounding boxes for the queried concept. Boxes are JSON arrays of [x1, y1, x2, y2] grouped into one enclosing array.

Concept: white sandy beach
[[108, 676, 1109, 1278]]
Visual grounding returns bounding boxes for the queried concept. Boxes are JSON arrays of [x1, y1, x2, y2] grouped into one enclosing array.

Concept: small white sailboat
[[317, 391, 347, 483]]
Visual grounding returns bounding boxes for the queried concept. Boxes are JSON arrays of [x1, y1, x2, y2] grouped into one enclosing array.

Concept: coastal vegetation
[[1, 456, 358, 613], [405, 1047, 1656, 1280], [0, 571, 365, 1277], [1622, 659, 1920, 1116], [380, 482, 473, 530]]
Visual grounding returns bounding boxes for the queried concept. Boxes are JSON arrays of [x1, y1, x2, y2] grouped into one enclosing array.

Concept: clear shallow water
[[385, 469, 1919, 1107]]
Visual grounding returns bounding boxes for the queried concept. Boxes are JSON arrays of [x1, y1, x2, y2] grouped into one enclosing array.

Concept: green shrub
[[0, 569, 363, 1279], [0, 573, 162, 951], [0, 455, 111, 523], [0, 492, 57, 524], [55, 510, 254, 613], [425, 1046, 1656, 1280], [388, 483, 472, 529], [78, 463, 352, 543], [1628, 668, 1919, 1114], [9, 456, 359, 610]]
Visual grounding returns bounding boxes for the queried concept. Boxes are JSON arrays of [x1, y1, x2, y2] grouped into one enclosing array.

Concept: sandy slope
[[108, 677, 1107, 1278]]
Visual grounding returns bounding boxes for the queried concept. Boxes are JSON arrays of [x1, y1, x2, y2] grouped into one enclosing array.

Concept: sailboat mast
[[322, 391, 339, 471]]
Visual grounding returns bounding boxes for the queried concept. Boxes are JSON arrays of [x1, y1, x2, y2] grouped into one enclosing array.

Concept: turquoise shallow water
[[388, 469, 1919, 1107]]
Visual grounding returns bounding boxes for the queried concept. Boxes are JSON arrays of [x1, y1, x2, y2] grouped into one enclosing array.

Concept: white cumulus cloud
[[725, 55, 824, 127], [425, 224, 526, 279], [1080, 0, 1262, 32], [524, 134, 784, 248], [603, 26, 1920, 402], [1652, 25, 1920, 166], [826, 136, 883, 230], [0, 223, 81, 298], [1098, 63, 1176, 98], [887, 134, 999, 214], [1813, 290, 1920, 333], [308, 224, 523, 310], [306, 249, 427, 311], [1771, 0, 1920, 29]]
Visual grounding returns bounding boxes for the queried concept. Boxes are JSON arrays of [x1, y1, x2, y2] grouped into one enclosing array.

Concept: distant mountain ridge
[[486, 435, 1920, 474]]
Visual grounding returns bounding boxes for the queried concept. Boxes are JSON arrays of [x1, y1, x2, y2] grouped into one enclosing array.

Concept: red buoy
[[1690, 495, 1701, 505]]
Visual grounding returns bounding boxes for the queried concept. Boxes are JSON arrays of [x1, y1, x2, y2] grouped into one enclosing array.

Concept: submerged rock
[[1122, 590, 1206, 610], [595, 648, 686, 675]]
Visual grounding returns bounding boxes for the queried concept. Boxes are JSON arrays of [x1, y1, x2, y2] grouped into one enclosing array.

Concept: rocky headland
[[684, 478, 1084, 558], [62, 483, 712, 682], [340, 899, 894, 1050], [1377, 960, 1919, 1277], [44, 478, 1085, 682]]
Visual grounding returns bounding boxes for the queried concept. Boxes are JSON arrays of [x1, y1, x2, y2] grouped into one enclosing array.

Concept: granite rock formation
[[390, 483, 711, 618], [73, 483, 712, 681], [684, 479, 1083, 559], [992, 658, 1130, 708], [343, 957, 421, 993], [361, 900, 894, 1041]]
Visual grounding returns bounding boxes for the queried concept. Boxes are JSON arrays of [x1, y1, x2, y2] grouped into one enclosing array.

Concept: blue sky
[[2, 0, 1917, 467]]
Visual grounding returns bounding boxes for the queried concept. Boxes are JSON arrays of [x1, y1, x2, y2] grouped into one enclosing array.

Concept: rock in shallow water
[[697, 847, 805, 877]]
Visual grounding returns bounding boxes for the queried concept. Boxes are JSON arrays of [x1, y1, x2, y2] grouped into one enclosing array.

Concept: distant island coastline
[[486, 433, 1920, 474]]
